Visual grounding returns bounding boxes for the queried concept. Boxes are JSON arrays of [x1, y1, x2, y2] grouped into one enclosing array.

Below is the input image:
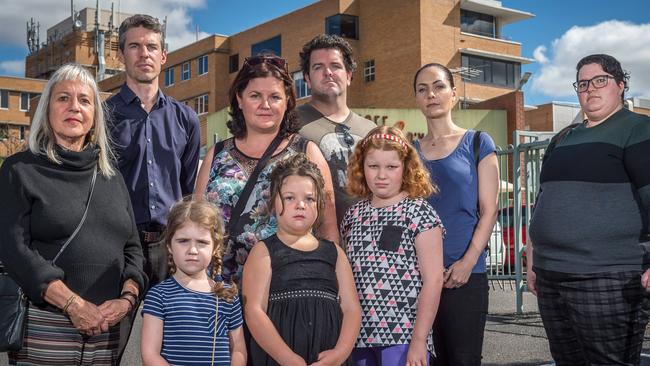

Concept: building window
[[326, 14, 359, 40], [20, 93, 31, 111], [0, 124, 8, 139], [251, 35, 281, 56], [229, 54, 239, 73], [461, 9, 495, 38], [164, 67, 174, 87], [181, 62, 191, 81], [364, 60, 375, 82], [195, 94, 208, 115], [0, 90, 8, 109], [198, 55, 208, 75], [19, 126, 26, 140], [461, 54, 521, 88], [292, 71, 311, 99]]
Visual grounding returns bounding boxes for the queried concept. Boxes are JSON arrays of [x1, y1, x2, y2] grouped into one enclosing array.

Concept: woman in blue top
[[412, 63, 499, 366]]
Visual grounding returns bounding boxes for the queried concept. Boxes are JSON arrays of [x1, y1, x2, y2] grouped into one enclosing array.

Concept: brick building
[[25, 7, 132, 80], [96, 0, 534, 148], [0, 76, 47, 159]]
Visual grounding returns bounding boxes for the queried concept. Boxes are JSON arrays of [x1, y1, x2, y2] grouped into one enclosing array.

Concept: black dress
[[250, 234, 353, 365]]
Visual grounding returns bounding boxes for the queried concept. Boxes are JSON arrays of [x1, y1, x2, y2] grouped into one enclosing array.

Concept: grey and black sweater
[[529, 108, 650, 273], [0, 145, 147, 305]]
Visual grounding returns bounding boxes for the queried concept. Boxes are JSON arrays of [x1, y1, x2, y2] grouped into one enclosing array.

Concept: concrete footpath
[[2, 281, 650, 365]]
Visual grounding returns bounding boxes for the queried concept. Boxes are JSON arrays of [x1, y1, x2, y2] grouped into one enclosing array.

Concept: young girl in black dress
[[243, 153, 361, 366]]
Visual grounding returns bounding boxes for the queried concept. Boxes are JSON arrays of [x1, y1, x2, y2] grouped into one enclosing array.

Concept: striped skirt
[[8, 306, 121, 366]]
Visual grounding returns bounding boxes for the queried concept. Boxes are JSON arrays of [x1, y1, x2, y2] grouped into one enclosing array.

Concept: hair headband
[[363, 133, 408, 150]]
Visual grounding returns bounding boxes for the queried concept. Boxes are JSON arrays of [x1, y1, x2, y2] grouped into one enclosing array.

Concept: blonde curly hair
[[347, 125, 437, 199], [163, 197, 237, 302]]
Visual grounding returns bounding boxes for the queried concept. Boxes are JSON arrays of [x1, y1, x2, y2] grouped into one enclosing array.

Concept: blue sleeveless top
[[415, 130, 496, 273]]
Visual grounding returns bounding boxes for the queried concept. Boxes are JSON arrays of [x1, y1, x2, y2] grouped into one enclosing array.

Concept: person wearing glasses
[[296, 34, 376, 226], [106, 14, 201, 289], [528, 54, 650, 365], [195, 54, 338, 284]]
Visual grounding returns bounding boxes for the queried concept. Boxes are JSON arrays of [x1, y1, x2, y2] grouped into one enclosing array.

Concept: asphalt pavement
[[2, 281, 650, 365]]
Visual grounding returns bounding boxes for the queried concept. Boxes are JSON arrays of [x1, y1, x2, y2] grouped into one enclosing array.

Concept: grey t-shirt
[[297, 103, 376, 225]]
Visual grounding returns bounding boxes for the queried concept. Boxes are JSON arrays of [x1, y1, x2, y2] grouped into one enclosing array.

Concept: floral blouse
[[204, 135, 308, 282]]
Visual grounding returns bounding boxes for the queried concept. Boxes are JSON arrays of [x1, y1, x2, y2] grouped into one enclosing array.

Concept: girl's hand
[[98, 299, 132, 326], [406, 339, 429, 366], [67, 298, 109, 336], [443, 257, 473, 289], [310, 348, 344, 365]]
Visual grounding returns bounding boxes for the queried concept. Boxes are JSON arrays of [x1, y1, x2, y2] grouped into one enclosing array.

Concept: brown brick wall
[[26, 30, 123, 80], [469, 91, 524, 145], [525, 104, 554, 131]]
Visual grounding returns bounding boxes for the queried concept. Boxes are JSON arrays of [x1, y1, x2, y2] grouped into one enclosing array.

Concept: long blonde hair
[[28, 63, 115, 177]]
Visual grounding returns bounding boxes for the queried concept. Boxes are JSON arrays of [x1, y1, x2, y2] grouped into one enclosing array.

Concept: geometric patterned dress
[[340, 197, 444, 351]]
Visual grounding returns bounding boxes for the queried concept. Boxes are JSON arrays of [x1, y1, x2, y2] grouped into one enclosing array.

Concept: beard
[[310, 85, 343, 102]]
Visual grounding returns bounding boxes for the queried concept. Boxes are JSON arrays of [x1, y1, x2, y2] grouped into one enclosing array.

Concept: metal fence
[[486, 130, 556, 313]]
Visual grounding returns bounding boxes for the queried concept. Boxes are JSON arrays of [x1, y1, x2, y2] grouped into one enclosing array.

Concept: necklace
[[426, 129, 462, 147]]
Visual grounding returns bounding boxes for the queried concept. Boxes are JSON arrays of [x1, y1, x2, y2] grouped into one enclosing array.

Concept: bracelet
[[120, 291, 138, 308], [118, 297, 134, 311], [62, 294, 78, 314]]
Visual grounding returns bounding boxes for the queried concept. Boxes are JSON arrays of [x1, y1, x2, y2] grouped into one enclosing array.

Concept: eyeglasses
[[244, 55, 288, 71], [335, 123, 355, 149], [573, 75, 616, 93]]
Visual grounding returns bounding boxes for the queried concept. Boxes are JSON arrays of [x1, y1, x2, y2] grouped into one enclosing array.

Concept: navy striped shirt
[[142, 277, 243, 365]]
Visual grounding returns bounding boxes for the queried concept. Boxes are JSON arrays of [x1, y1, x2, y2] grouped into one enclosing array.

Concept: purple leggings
[[352, 345, 431, 366]]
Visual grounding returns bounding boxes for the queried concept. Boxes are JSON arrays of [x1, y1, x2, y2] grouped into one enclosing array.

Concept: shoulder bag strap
[[227, 134, 284, 235], [542, 122, 582, 166], [473, 130, 483, 218], [212, 140, 225, 160], [473, 130, 482, 170], [52, 164, 98, 265]]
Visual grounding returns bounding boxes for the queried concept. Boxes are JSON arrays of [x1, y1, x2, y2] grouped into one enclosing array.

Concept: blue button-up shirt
[[106, 84, 200, 227]]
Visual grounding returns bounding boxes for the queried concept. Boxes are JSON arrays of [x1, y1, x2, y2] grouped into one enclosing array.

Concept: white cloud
[[0, 60, 25, 76], [531, 20, 650, 100], [533, 45, 548, 64], [0, 0, 208, 52]]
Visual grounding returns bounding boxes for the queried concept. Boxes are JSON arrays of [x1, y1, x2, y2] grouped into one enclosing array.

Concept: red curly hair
[[347, 125, 437, 199]]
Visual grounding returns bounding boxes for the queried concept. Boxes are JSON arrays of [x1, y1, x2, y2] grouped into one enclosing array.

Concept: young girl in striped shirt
[[141, 199, 246, 365]]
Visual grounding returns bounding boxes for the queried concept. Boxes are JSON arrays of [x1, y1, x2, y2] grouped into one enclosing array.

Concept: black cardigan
[[0, 145, 147, 305]]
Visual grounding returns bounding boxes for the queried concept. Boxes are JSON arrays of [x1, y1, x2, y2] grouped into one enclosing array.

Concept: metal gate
[[486, 130, 555, 313]]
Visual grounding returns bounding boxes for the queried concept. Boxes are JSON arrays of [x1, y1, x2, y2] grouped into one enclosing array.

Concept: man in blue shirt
[[106, 14, 200, 289]]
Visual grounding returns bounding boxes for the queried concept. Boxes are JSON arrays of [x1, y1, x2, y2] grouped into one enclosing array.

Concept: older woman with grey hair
[[0, 63, 146, 365]]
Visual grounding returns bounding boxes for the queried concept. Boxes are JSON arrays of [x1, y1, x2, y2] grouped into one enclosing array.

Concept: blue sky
[[1, 0, 648, 106]]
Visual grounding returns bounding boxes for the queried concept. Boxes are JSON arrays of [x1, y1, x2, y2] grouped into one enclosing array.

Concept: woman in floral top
[[195, 54, 337, 283]]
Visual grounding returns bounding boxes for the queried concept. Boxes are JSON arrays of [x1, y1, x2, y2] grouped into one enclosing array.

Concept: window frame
[[164, 67, 175, 87], [251, 35, 282, 57], [0, 90, 8, 109], [20, 92, 30, 111], [229, 54, 239, 74], [181, 61, 191, 81], [460, 9, 496, 38], [292, 71, 311, 99], [461, 54, 521, 88], [325, 14, 359, 40], [198, 55, 209, 76], [195, 94, 209, 115], [363, 59, 375, 83]]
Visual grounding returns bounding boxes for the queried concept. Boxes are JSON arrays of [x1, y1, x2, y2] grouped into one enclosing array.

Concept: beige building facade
[[95, 0, 534, 149], [0, 77, 47, 159]]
